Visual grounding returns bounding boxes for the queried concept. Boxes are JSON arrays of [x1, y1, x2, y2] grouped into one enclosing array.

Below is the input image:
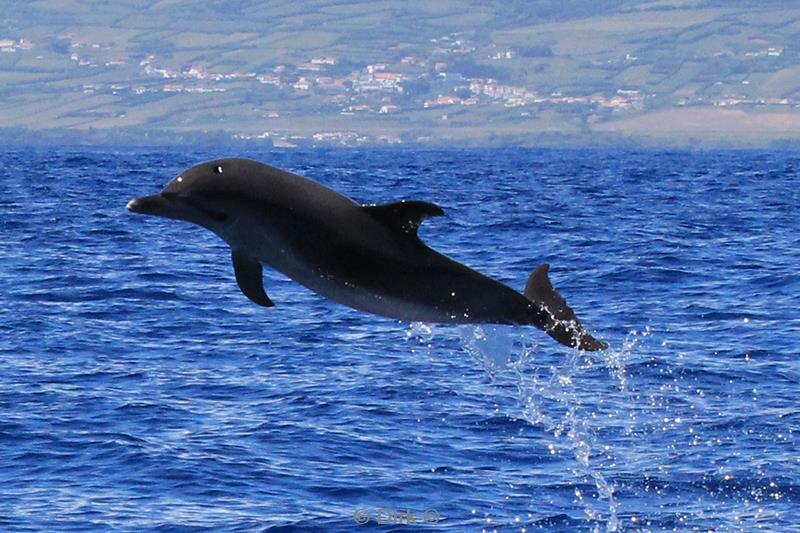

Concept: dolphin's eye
[[213, 165, 223, 174]]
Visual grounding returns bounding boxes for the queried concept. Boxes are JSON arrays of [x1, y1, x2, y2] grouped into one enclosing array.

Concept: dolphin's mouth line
[[127, 193, 228, 223], [126, 193, 168, 215]]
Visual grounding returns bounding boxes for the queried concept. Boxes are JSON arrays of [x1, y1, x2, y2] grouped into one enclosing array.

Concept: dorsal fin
[[361, 200, 444, 236]]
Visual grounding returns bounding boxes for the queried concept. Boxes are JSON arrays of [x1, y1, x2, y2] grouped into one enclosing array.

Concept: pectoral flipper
[[231, 249, 274, 307]]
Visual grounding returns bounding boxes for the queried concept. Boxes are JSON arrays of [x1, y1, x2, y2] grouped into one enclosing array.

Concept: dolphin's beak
[[126, 194, 170, 217]]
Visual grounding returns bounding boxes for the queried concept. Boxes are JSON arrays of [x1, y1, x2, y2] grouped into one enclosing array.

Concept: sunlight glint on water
[[2, 148, 798, 532]]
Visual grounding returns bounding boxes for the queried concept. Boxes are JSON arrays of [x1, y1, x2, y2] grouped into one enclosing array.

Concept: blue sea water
[[1, 147, 798, 532]]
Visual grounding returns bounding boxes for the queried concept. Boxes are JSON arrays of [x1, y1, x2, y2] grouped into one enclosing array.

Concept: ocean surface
[[1, 147, 798, 532]]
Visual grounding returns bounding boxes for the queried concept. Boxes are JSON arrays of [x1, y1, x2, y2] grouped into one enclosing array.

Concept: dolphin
[[127, 158, 606, 350]]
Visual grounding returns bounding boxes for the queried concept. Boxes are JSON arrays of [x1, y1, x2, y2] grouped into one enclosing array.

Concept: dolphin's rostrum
[[127, 158, 606, 350]]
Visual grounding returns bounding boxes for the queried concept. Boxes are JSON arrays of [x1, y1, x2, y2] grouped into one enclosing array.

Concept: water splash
[[510, 336, 620, 531], [413, 323, 637, 532], [459, 324, 521, 377]]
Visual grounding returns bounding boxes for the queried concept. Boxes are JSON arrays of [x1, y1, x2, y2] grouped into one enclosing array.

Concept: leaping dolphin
[[127, 158, 606, 350]]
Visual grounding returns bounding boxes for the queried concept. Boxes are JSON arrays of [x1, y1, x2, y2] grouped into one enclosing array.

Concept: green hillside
[[1, 0, 799, 147]]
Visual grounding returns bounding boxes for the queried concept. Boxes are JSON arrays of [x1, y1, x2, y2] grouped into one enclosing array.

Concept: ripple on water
[[1, 148, 798, 532]]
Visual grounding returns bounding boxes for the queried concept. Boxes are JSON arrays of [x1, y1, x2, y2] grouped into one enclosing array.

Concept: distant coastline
[[3, 1, 799, 150], [3, 119, 800, 151]]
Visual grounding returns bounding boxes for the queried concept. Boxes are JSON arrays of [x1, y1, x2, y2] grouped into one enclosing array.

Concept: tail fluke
[[524, 264, 607, 351]]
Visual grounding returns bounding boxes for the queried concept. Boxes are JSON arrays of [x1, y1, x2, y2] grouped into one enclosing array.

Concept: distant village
[[2, 32, 798, 146]]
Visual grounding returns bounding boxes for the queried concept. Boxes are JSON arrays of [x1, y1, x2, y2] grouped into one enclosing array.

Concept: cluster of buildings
[[680, 96, 799, 108], [7, 30, 798, 145], [58, 33, 129, 67], [116, 30, 652, 119], [140, 57, 258, 81], [744, 47, 783, 58], [421, 81, 640, 110], [234, 130, 402, 147], [0, 38, 34, 53], [49, 30, 799, 118]]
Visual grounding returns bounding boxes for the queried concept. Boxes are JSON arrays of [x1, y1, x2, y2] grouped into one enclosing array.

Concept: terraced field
[[2, 0, 799, 146]]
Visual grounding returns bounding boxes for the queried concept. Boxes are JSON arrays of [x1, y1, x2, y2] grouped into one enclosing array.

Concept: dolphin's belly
[[270, 247, 533, 325], [241, 220, 535, 325], [327, 274, 533, 325], [275, 257, 458, 322], [318, 282, 454, 322]]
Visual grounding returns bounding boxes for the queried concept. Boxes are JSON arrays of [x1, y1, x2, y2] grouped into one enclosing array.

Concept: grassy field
[[594, 107, 800, 146], [2, 0, 800, 146]]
